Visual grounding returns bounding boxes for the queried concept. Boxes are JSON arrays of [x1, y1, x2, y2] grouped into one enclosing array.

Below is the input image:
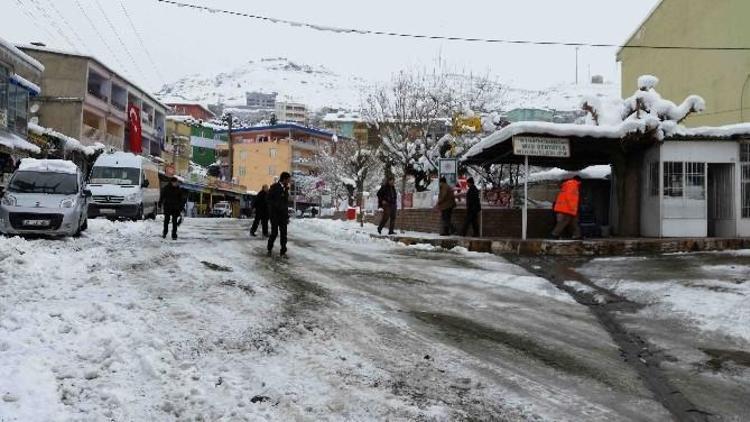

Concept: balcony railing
[[82, 124, 122, 148], [87, 88, 108, 103]]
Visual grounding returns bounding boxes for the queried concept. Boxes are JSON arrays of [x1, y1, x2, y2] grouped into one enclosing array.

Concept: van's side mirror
[[83, 188, 92, 198], [142, 179, 149, 188]]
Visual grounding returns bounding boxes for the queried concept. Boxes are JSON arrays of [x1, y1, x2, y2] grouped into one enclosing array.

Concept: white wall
[[660, 141, 739, 237]]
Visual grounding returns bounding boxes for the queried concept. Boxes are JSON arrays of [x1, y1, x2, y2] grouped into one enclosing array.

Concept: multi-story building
[[18, 45, 167, 154], [215, 123, 334, 191], [322, 111, 372, 143], [246, 91, 277, 110], [164, 116, 193, 176], [618, 0, 750, 126], [0, 38, 43, 181], [275, 101, 308, 125], [165, 102, 215, 121]]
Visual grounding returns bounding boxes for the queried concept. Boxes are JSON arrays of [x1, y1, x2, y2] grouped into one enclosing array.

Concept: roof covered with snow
[[28, 122, 103, 155], [18, 158, 78, 174], [526, 165, 611, 184], [0, 130, 41, 154], [323, 111, 363, 123], [465, 76, 750, 164], [0, 37, 44, 73]]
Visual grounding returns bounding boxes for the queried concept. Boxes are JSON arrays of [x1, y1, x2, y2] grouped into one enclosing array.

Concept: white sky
[[4, 0, 660, 92]]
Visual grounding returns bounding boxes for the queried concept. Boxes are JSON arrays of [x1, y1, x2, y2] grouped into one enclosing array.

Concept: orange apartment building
[[216, 124, 335, 191]]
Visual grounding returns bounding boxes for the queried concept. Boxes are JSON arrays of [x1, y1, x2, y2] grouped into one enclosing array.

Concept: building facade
[[216, 124, 334, 191], [164, 117, 193, 176], [245, 91, 277, 110], [618, 0, 750, 126], [18, 45, 167, 155], [274, 101, 308, 125], [0, 38, 43, 181], [322, 111, 373, 143]]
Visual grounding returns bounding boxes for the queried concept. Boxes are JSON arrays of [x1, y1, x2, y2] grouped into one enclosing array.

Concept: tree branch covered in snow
[[315, 137, 381, 207]]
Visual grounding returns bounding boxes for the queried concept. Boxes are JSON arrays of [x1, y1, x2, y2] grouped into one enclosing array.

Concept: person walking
[[376, 176, 397, 235], [437, 177, 456, 236], [267, 172, 291, 257], [460, 177, 481, 237], [551, 176, 582, 239], [160, 177, 186, 240], [250, 184, 269, 237]]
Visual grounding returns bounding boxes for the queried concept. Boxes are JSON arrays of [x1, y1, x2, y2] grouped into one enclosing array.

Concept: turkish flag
[[128, 103, 142, 154]]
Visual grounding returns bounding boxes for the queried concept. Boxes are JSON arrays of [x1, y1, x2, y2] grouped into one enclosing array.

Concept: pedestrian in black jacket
[[160, 177, 186, 240], [460, 177, 481, 237], [250, 184, 269, 237], [376, 176, 398, 235], [267, 172, 291, 257]]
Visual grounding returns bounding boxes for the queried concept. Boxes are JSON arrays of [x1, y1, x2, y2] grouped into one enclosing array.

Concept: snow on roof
[[10, 73, 40, 95], [526, 165, 611, 184], [323, 111, 363, 122], [0, 130, 41, 154], [28, 122, 102, 155], [18, 158, 78, 174], [0, 37, 44, 72], [465, 75, 750, 161]]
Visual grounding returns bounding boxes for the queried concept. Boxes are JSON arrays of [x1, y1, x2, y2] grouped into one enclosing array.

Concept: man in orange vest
[[551, 176, 582, 240]]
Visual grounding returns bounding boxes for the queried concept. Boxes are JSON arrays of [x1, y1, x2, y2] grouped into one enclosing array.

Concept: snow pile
[[18, 158, 78, 174], [0, 38, 44, 72], [0, 131, 41, 154], [637, 75, 659, 91], [28, 122, 102, 155]]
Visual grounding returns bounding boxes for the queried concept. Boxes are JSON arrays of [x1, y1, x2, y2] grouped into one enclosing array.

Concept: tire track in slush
[[508, 256, 713, 422]]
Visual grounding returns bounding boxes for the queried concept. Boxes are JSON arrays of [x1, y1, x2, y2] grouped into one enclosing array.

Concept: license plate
[[24, 219, 50, 227], [100, 209, 116, 215]]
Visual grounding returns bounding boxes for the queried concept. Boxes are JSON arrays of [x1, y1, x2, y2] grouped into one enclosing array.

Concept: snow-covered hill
[[156, 57, 367, 110], [157, 57, 619, 113]]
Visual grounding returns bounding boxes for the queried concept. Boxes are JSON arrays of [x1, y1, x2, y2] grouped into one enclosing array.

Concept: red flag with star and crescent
[[128, 103, 142, 154]]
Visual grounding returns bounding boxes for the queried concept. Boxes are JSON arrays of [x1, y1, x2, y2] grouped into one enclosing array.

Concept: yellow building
[[164, 117, 192, 176], [618, 0, 750, 126], [216, 124, 334, 192]]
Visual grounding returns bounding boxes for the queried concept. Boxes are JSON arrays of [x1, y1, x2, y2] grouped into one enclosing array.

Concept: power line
[[14, 0, 58, 43], [28, 0, 79, 52], [118, 0, 166, 86], [90, 0, 150, 84], [156, 0, 750, 51], [73, 0, 130, 77], [43, 0, 93, 53]]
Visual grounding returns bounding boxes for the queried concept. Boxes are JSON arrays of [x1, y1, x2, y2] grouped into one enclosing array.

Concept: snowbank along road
[[0, 218, 747, 421]]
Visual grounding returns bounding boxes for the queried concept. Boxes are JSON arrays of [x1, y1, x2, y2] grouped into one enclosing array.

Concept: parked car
[[0, 158, 90, 237], [211, 201, 232, 218], [87, 152, 160, 221]]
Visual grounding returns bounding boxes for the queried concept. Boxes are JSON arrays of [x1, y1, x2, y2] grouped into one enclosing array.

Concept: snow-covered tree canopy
[[581, 75, 706, 141]]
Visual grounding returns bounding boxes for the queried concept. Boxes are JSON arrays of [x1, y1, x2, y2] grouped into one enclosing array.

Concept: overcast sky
[[5, 0, 659, 92]]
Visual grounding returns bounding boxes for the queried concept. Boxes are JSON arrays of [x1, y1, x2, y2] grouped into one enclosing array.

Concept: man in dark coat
[[376, 176, 397, 235], [437, 176, 456, 236], [160, 177, 186, 240], [460, 177, 481, 237], [267, 172, 291, 257], [250, 184, 269, 237]]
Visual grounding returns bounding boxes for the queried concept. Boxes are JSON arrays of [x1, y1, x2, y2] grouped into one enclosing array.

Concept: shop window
[[649, 161, 659, 196], [663, 162, 683, 198], [0, 66, 7, 128], [685, 162, 705, 200], [742, 144, 750, 218]]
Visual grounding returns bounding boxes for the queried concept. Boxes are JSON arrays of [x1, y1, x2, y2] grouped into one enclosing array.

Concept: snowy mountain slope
[[156, 57, 368, 109], [158, 57, 620, 113]]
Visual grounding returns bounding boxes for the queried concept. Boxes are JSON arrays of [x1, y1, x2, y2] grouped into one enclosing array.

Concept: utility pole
[[226, 113, 233, 183]]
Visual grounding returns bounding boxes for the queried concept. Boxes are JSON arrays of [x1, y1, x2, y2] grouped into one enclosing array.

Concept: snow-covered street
[[0, 218, 747, 421]]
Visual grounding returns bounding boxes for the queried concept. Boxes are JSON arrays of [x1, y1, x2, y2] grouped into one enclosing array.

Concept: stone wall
[[332, 208, 557, 238]]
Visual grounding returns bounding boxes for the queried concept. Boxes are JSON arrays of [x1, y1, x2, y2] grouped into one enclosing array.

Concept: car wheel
[[81, 218, 88, 231], [132, 205, 144, 222], [147, 203, 157, 220]]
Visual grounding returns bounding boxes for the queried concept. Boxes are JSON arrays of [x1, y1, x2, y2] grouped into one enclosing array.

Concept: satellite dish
[[30, 103, 40, 113]]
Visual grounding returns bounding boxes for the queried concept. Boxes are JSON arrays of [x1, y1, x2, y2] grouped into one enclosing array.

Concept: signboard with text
[[438, 158, 458, 186], [512, 136, 570, 157]]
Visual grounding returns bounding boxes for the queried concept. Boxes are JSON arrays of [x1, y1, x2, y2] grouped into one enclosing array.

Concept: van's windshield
[[90, 167, 140, 185], [7, 171, 78, 195]]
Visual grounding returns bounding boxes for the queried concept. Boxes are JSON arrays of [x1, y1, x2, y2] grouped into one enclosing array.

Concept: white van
[[87, 152, 160, 220]]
